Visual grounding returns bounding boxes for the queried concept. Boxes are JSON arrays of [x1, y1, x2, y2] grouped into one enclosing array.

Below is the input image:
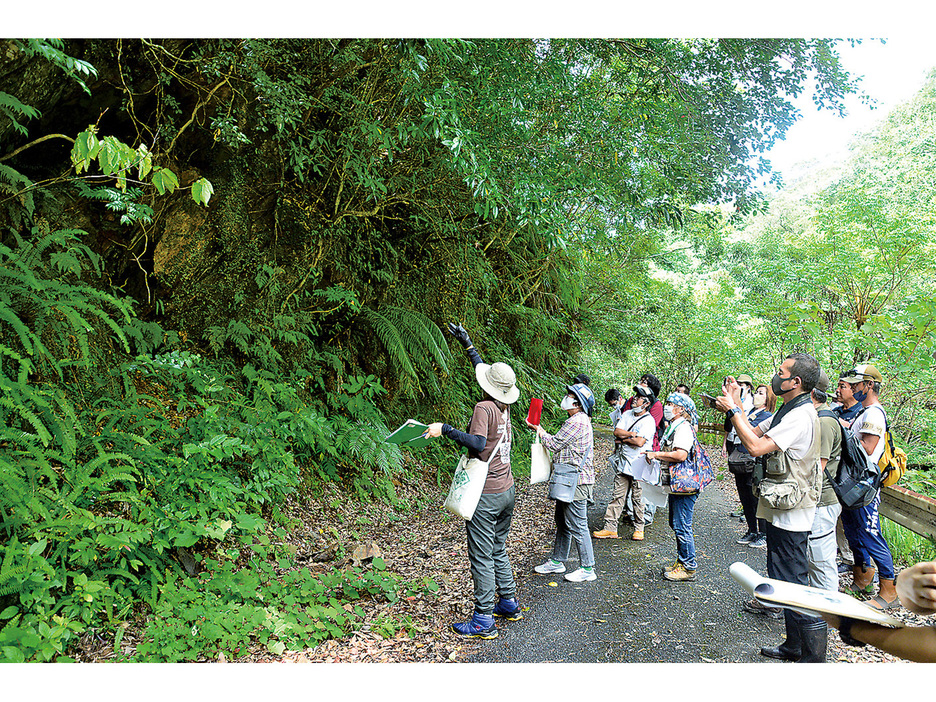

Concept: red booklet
[[526, 398, 543, 425]]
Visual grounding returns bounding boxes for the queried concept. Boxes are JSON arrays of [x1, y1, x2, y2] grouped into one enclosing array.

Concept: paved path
[[468, 430, 788, 663]]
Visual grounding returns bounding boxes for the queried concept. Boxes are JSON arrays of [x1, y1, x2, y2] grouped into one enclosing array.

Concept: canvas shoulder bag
[[443, 412, 507, 521]]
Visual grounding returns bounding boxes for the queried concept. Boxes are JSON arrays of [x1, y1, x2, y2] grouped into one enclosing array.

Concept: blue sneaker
[[452, 612, 498, 639], [492, 597, 523, 621]]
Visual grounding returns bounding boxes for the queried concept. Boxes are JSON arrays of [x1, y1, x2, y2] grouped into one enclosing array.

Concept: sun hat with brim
[[737, 374, 754, 386], [567, 383, 596, 415], [840, 364, 883, 384], [476, 362, 520, 404]]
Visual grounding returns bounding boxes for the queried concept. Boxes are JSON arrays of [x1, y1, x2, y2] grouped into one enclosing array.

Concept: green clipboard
[[385, 419, 432, 448]]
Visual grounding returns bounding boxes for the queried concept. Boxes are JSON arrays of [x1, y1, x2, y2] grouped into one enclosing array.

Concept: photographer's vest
[[754, 393, 822, 513]]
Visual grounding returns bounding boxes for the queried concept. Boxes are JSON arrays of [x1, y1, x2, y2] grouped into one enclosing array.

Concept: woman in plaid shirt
[[526, 383, 598, 582]]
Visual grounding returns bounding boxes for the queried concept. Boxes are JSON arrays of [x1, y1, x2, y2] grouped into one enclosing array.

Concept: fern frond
[[360, 308, 419, 396]]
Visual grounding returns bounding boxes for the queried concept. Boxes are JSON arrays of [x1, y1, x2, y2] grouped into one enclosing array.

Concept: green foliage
[[0, 91, 41, 136], [131, 555, 430, 662]]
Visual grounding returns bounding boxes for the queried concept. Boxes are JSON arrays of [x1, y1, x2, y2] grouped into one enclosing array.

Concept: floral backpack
[[663, 425, 714, 493]]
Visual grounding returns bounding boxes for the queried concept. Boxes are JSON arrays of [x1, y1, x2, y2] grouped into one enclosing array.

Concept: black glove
[[446, 322, 473, 349]]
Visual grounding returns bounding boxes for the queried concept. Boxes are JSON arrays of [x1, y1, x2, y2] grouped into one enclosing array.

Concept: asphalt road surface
[[467, 430, 789, 663]]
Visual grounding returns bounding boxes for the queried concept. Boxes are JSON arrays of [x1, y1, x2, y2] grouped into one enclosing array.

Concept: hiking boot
[[662, 560, 680, 574], [534, 559, 566, 575], [592, 529, 619, 539], [565, 567, 597, 583], [631, 530, 644, 541], [743, 598, 783, 619], [663, 563, 696, 582], [452, 612, 497, 639], [492, 596, 523, 621], [748, 533, 767, 549], [736, 531, 758, 545]]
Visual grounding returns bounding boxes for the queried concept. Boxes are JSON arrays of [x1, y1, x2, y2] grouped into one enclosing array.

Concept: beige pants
[[603, 471, 643, 531]]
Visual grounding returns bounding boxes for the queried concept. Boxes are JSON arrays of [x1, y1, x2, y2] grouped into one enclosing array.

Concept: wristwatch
[[729, 407, 742, 417], [838, 618, 866, 648]]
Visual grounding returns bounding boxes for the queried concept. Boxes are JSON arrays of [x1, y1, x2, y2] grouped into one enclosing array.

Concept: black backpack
[[817, 409, 880, 510]]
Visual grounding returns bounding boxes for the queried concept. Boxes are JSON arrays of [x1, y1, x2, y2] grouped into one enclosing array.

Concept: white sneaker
[[534, 559, 566, 574], [564, 567, 597, 582]]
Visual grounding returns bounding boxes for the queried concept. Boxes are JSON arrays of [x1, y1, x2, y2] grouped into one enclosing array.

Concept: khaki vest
[[756, 411, 822, 511]]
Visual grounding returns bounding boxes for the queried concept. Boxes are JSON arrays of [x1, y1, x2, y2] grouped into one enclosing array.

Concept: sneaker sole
[[492, 612, 523, 621], [534, 565, 566, 574], [663, 573, 696, 582], [452, 627, 499, 639]]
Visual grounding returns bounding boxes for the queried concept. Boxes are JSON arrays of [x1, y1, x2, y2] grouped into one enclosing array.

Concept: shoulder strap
[[628, 412, 654, 432]]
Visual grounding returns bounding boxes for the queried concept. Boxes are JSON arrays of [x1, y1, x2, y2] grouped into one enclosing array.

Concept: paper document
[[385, 419, 432, 448], [730, 562, 904, 627]]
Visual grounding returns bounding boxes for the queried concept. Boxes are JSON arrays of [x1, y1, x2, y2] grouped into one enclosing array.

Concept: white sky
[[764, 38, 936, 186]]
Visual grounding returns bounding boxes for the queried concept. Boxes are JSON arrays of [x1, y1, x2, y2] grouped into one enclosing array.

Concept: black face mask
[[771, 373, 796, 396]]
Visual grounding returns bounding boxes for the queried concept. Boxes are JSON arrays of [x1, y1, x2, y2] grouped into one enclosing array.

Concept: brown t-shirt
[[467, 400, 513, 494]]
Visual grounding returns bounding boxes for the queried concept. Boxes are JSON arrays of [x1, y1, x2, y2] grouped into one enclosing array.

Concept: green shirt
[[817, 403, 842, 507]]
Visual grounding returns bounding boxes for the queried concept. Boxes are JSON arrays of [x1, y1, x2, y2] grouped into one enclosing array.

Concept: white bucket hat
[[475, 362, 520, 405]]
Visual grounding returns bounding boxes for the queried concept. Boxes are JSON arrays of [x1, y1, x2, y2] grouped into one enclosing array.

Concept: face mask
[[663, 406, 676, 421], [560, 395, 576, 411], [853, 385, 867, 403], [771, 373, 795, 396], [633, 400, 646, 415], [752, 393, 766, 408]]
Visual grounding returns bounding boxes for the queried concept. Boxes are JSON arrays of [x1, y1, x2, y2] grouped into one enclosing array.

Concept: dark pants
[[840, 491, 895, 580], [765, 522, 823, 634], [733, 470, 767, 535]]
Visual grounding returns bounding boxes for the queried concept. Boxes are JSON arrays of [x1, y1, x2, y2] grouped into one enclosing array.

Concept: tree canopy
[[4, 37, 934, 663]]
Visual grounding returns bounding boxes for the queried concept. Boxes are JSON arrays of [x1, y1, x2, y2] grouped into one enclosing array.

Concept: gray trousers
[[465, 486, 517, 614], [551, 497, 596, 568]]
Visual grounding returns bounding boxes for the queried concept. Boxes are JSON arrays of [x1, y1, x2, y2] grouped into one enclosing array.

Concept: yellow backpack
[[879, 412, 908, 487]]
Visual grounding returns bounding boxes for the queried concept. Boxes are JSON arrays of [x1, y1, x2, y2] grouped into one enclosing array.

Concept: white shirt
[[756, 401, 820, 531], [663, 417, 694, 454], [615, 409, 656, 471], [850, 402, 887, 467]]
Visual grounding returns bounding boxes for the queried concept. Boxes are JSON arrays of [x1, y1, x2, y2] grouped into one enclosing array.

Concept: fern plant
[[359, 305, 451, 398]]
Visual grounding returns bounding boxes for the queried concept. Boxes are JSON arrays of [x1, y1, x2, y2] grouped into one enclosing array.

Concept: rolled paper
[[527, 397, 543, 425]]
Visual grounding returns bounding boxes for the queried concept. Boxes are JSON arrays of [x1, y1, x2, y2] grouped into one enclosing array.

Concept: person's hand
[[716, 376, 741, 412], [896, 561, 936, 615], [645, 451, 655, 462], [446, 322, 473, 349], [425, 422, 444, 438]]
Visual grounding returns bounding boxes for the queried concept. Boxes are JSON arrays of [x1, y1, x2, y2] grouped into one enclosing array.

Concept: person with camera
[[726, 380, 776, 550], [717, 353, 825, 662]]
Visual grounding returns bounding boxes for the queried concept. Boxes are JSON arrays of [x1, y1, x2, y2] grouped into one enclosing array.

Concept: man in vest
[[717, 353, 825, 662]]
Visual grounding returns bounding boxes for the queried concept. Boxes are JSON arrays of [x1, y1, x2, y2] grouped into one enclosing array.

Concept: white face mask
[[560, 395, 577, 411], [664, 406, 676, 421], [752, 392, 766, 408], [633, 400, 647, 415]]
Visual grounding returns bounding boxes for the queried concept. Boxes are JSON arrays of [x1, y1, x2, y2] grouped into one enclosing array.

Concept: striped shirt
[[541, 411, 594, 485]]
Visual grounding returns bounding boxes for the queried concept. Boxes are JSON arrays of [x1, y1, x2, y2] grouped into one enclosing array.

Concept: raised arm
[[447, 322, 483, 367]]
